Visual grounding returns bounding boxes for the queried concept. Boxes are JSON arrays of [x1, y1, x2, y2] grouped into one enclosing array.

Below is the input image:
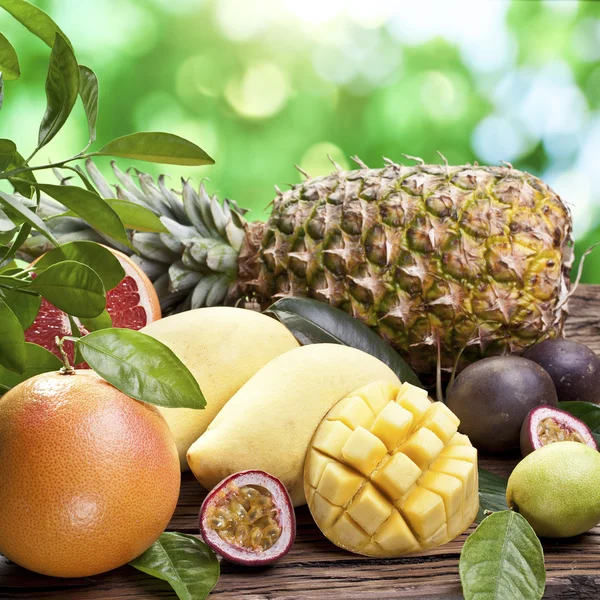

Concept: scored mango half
[[304, 381, 479, 557]]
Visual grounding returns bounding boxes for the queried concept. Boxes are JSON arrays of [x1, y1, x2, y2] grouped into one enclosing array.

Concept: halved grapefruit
[[24, 248, 161, 365]]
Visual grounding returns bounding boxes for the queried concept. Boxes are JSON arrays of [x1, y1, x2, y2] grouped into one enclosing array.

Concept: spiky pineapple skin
[[237, 163, 573, 377]]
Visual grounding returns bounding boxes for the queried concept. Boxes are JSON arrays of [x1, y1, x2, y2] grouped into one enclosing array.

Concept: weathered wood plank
[[1, 285, 600, 599]]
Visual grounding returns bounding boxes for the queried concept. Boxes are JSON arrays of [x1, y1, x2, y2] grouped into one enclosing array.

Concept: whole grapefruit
[[0, 370, 180, 577]]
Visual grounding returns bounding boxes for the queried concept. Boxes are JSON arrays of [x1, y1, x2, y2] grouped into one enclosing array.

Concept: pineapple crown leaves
[[37, 159, 249, 313]]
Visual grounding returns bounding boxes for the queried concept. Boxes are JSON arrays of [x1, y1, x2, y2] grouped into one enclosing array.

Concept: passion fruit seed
[[205, 483, 282, 552], [538, 418, 586, 444], [199, 470, 295, 566]]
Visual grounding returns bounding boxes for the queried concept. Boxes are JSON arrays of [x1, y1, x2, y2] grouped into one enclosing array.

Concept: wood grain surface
[[2, 285, 600, 600]]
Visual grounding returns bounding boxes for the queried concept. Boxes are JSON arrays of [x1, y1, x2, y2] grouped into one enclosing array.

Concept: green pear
[[507, 441, 600, 538]]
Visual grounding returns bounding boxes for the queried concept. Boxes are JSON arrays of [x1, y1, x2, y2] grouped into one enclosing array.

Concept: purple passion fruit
[[523, 339, 600, 404], [446, 356, 558, 453], [199, 470, 295, 566], [520, 405, 598, 456]]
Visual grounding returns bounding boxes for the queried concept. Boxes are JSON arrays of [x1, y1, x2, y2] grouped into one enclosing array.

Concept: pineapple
[[20, 156, 573, 377]]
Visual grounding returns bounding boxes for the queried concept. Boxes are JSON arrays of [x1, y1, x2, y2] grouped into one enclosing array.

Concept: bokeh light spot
[[300, 142, 349, 178], [225, 63, 289, 119]]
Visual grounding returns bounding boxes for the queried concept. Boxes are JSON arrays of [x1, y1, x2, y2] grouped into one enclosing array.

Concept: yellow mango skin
[[141, 307, 299, 470], [187, 344, 400, 506], [305, 382, 479, 557]]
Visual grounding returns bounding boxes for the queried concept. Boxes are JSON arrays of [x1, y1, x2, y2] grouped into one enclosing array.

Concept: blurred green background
[[2, 0, 600, 281]]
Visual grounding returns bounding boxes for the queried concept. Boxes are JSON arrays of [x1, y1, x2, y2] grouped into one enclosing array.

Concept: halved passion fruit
[[199, 470, 295, 566], [520, 406, 598, 457]]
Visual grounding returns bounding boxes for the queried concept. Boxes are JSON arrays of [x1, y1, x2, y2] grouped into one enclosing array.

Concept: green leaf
[[460, 510, 545, 600], [267, 297, 422, 388], [0, 139, 16, 172], [0, 71, 4, 111], [0, 222, 31, 264], [33, 241, 125, 291], [0, 342, 62, 389], [29, 260, 106, 318], [0, 33, 19, 80], [477, 468, 509, 523], [33, 184, 131, 250], [76, 329, 206, 410], [0, 139, 16, 171], [129, 532, 219, 600], [97, 132, 214, 166], [0, 189, 58, 246], [0, 286, 41, 329], [6, 151, 36, 196], [559, 401, 600, 445], [78, 65, 98, 144], [37, 32, 79, 149], [79, 309, 112, 331], [104, 198, 169, 233], [0, 297, 26, 373], [0, 0, 71, 48]]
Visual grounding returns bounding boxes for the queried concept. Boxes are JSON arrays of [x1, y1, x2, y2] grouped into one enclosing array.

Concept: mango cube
[[342, 426, 388, 475], [421, 403, 459, 443], [396, 383, 432, 421], [439, 445, 478, 463], [327, 396, 375, 430], [305, 380, 479, 558], [312, 420, 353, 461], [318, 462, 365, 506], [330, 513, 369, 550], [311, 492, 343, 529], [373, 511, 419, 554], [371, 402, 413, 451], [431, 457, 477, 501], [347, 484, 392, 535], [354, 381, 397, 414], [398, 428, 444, 471], [418, 470, 462, 519], [402, 486, 446, 539], [305, 449, 333, 488], [372, 452, 421, 500]]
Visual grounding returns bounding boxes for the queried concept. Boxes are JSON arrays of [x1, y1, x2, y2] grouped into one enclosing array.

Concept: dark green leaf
[[0, 71, 4, 111], [0, 0, 71, 48], [0, 33, 19, 80], [0, 139, 16, 171], [6, 151, 36, 196], [460, 510, 545, 600], [34, 184, 131, 249], [29, 260, 105, 318], [0, 223, 31, 264], [79, 309, 112, 331], [267, 297, 422, 387], [0, 139, 16, 172], [78, 65, 98, 143], [477, 468, 509, 523], [38, 32, 79, 149], [1, 286, 40, 329], [104, 198, 168, 233], [0, 189, 58, 245], [0, 342, 62, 389], [0, 297, 26, 373], [97, 132, 214, 166], [76, 329, 206, 409], [559, 401, 600, 445], [129, 532, 219, 600], [33, 241, 125, 291]]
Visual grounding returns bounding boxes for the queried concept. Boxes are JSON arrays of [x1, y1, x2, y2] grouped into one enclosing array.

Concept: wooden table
[[2, 285, 600, 599]]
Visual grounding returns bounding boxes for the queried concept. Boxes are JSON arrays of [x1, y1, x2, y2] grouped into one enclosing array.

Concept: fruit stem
[[55, 336, 75, 375]]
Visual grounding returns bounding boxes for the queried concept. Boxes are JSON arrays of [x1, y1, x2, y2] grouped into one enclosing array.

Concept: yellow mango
[[141, 307, 299, 469], [305, 381, 479, 557], [186, 344, 400, 505]]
